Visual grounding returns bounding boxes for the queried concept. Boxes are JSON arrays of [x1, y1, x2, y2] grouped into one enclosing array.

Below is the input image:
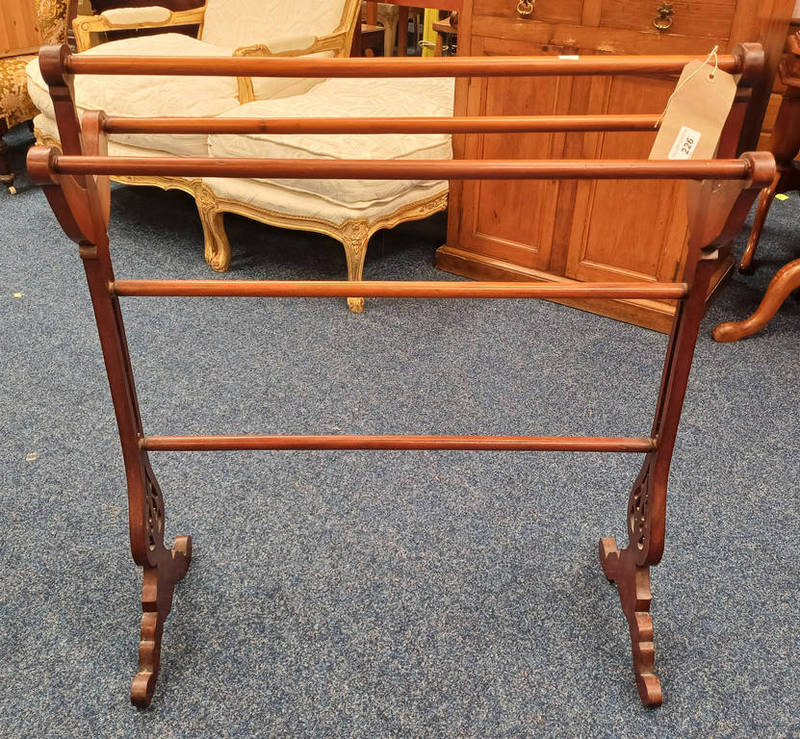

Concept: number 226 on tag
[[668, 126, 702, 160]]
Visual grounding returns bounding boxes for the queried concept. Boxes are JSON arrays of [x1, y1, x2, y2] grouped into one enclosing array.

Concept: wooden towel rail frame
[[29, 44, 774, 710]]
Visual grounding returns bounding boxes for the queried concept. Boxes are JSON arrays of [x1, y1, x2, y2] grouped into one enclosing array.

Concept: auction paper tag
[[649, 59, 738, 161]]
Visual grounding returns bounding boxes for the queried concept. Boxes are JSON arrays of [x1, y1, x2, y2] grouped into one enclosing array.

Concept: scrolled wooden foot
[[713, 258, 800, 343], [130, 535, 192, 708], [599, 537, 663, 707]]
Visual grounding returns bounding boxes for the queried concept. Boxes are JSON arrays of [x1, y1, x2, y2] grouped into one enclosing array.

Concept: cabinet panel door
[[565, 74, 688, 286], [457, 36, 576, 270]]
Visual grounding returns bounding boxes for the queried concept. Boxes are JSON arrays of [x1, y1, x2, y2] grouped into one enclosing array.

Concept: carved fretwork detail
[[629, 465, 651, 553], [145, 476, 165, 553]]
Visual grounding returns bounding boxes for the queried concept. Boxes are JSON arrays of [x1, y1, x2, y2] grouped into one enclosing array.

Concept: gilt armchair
[[1, 0, 69, 191]]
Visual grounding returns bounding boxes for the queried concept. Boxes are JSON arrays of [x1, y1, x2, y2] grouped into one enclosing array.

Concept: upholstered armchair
[[70, 0, 361, 103], [1, 0, 69, 192]]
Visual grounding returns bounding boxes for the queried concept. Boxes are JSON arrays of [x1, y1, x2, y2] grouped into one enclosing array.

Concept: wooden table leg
[[713, 258, 800, 342], [397, 6, 408, 56], [740, 172, 782, 274], [0, 121, 14, 189]]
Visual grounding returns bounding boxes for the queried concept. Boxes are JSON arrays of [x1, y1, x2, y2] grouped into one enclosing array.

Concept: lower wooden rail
[[111, 280, 689, 300], [52, 155, 754, 180], [141, 435, 657, 452]]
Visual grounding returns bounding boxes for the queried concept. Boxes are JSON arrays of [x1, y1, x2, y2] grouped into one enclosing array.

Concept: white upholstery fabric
[[33, 112, 197, 158], [100, 6, 172, 25], [26, 33, 327, 156], [27, 34, 241, 156], [201, 0, 348, 49], [208, 77, 455, 206], [34, 113, 447, 229], [204, 176, 448, 228]]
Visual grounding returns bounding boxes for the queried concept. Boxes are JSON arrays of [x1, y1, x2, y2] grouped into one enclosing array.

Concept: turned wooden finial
[[731, 42, 765, 85], [25, 146, 60, 185], [38, 44, 73, 88]]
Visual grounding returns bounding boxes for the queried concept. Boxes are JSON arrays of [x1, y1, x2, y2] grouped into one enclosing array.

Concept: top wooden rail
[[38, 44, 764, 83], [64, 53, 743, 77]]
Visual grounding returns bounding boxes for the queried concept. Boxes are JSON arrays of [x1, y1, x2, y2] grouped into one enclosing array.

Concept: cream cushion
[[99, 6, 172, 25], [201, 0, 348, 49], [27, 34, 239, 156], [208, 77, 455, 207], [33, 112, 447, 228], [203, 176, 448, 227], [26, 33, 323, 156]]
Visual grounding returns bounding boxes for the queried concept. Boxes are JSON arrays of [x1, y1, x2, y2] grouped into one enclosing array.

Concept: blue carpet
[[1, 124, 799, 736]]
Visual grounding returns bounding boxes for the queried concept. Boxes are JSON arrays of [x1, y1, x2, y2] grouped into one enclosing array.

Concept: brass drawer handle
[[516, 0, 535, 18], [653, 3, 674, 31]]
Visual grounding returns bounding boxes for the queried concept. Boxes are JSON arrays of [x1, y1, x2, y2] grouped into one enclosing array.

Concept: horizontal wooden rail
[[140, 435, 658, 452], [102, 114, 663, 135], [111, 280, 689, 300], [52, 156, 755, 181], [66, 54, 743, 78]]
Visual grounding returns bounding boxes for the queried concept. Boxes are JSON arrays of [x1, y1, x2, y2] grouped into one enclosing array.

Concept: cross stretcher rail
[[110, 280, 689, 300], [140, 435, 658, 452]]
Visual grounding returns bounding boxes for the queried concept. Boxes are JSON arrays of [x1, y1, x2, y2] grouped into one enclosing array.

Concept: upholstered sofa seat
[[207, 77, 454, 205]]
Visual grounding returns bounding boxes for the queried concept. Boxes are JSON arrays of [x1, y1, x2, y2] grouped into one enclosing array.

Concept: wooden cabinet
[[437, 0, 794, 331], [759, 11, 800, 151], [1, 0, 41, 58]]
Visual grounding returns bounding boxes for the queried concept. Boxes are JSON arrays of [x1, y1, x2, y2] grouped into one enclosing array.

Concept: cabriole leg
[[0, 121, 14, 190], [713, 258, 800, 342], [341, 220, 371, 313], [740, 172, 781, 274], [194, 182, 231, 272]]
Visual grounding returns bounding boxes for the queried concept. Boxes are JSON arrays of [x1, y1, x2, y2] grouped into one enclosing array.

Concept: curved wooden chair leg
[[341, 221, 371, 313], [713, 258, 800, 342], [194, 183, 231, 272], [131, 535, 192, 708], [599, 537, 662, 707], [0, 133, 15, 191], [740, 173, 780, 274]]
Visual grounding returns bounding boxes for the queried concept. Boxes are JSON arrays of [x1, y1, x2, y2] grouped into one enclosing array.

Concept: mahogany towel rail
[[29, 43, 774, 710]]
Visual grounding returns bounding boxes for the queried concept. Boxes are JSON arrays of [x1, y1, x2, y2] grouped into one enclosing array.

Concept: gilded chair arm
[[232, 32, 354, 104], [72, 6, 206, 52]]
